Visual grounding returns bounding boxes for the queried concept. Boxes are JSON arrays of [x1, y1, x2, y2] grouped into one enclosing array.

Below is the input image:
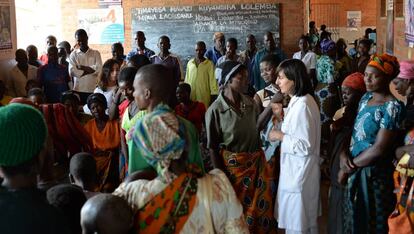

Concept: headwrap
[[0, 103, 47, 166], [320, 39, 335, 54], [397, 60, 414, 80], [132, 104, 186, 182], [220, 61, 242, 86], [368, 53, 400, 78], [342, 72, 366, 92], [213, 32, 224, 40], [86, 93, 107, 110]]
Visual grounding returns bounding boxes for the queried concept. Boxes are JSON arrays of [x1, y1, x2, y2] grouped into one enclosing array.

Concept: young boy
[[150, 36, 183, 107], [81, 194, 133, 234], [184, 41, 218, 108], [27, 87, 46, 106], [46, 184, 87, 234], [69, 152, 100, 199]]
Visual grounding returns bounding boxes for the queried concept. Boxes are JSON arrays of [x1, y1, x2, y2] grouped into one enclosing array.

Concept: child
[[27, 87, 46, 106], [175, 83, 206, 134], [81, 194, 133, 234], [46, 184, 87, 234], [69, 152, 100, 199]]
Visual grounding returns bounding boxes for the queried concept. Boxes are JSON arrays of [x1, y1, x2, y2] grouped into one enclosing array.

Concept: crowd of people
[[0, 22, 413, 234]]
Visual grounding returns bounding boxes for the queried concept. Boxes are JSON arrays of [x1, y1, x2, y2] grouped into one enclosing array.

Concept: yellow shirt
[[185, 58, 218, 108], [0, 95, 12, 106]]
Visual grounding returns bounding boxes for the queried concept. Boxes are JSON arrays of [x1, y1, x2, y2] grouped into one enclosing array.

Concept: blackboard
[[131, 3, 280, 69]]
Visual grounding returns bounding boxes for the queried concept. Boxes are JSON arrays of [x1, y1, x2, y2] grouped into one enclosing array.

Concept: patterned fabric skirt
[[314, 82, 340, 157], [393, 172, 414, 225], [221, 149, 278, 233], [343, 165, 395, 234], [136, 172, 198, 233]]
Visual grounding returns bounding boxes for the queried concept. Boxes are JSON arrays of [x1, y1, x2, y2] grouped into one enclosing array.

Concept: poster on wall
[[77, 7, 124, 44], [0, 0, 16, 61], [405, 0, 414, 43], [346, 11, 361, 30], [98, 0, 121, 8], [386, 0, 394, 54]]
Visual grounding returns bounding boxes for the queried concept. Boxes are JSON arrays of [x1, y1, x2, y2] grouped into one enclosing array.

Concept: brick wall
[[375, 0, 413, 60], [310, 0, 376, 27], [60, 0, 305, 61]]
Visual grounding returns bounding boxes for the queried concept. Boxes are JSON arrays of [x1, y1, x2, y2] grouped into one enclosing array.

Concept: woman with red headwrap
[[327, 72, 366, 233], [341, 54, 403, 233]]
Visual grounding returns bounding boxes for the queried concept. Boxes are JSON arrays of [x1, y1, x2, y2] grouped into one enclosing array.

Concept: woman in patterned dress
[[339, 54, 403, 233], [315, 39, 343, 158]]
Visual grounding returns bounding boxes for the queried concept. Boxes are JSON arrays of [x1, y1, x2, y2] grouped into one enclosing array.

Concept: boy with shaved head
[[126, 64, 204, 175], [81, 194, 133, 234]]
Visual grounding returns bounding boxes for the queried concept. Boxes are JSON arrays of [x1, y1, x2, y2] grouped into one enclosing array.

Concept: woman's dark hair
[[277, 59, 313, 96], [260, 54, 281, 69], [128, 54, 150, 70], [118, 66, 138, 84], [359, 39, 372, 49], [97, 59, 118, 91], [87, 93, 107, 110]]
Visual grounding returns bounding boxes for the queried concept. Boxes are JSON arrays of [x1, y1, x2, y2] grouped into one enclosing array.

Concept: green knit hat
[[0, 103, 47, 166]]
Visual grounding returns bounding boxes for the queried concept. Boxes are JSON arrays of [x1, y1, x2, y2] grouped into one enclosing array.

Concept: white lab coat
[[275, 94, 321, 232]]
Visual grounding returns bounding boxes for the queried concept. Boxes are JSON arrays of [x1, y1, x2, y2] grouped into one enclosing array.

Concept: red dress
[[175, 101, 206, 133]]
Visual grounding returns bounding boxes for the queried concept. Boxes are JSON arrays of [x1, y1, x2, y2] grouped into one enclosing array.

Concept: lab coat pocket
[[279, 154, 307, 193]]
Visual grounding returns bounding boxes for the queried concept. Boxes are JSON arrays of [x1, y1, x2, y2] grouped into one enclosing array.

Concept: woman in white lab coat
[[269, 59, 321, 234]]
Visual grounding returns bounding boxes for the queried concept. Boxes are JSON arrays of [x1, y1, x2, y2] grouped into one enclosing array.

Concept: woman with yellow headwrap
[[340, 53, 404, 233]]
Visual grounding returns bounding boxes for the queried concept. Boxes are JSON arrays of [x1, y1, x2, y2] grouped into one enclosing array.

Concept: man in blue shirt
[[204, 32, 226, 66], [252, 31, 287, 91], [37, 46, 70, 103], [126, 31, 155, 61]]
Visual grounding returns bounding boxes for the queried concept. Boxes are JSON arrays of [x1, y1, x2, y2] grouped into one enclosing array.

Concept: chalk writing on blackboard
[[131, 3, 280, 69]]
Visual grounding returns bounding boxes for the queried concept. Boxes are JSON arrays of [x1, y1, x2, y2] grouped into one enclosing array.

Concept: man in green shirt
[[128, 64, 205, 176]]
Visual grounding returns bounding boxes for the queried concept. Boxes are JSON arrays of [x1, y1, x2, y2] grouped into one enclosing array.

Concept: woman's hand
[[269, 129, 284, 141], [339, 150, 355, 173], [337, 169, 348, 185], [270, 92, 284, 104]]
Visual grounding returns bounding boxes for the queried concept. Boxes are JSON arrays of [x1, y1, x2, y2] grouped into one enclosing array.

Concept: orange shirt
[[84, 119, 120, 151]]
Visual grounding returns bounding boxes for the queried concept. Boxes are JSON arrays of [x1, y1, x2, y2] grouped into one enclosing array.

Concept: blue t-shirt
[[204, 46, 223, 66], [350, 92, 404, 157], [37, 63, 70, 103]]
